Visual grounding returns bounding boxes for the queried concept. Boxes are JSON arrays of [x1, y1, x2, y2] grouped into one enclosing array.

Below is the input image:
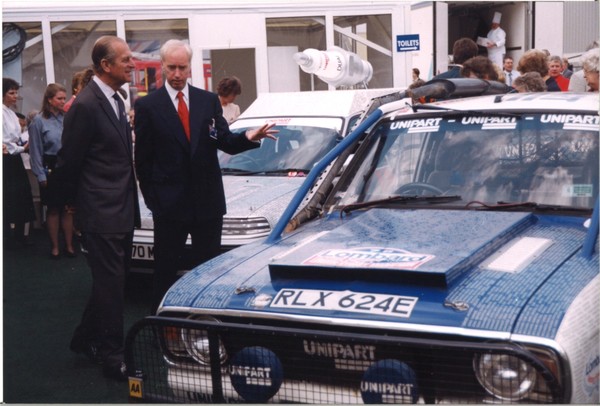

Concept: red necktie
[[177, 91, 190, 141]]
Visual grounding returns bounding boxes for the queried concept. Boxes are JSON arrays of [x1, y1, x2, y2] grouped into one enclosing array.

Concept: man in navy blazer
[[134, 39, 277, 313], [57, 35, 140, 381]]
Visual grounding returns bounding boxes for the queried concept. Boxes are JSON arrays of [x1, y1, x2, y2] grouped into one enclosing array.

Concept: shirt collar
[[165, 81, 189, 102], [93, 75, 119, 101]]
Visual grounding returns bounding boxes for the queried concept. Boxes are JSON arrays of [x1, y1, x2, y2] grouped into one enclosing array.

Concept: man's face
[[163, 47, 191, 91], [491, 22, 500, 29], [503, 59, 513, 72], [548, 60, 562, 77], [105, 41, 135, 87]]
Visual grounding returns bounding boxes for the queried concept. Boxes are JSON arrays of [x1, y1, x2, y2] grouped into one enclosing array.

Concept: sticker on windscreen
[[563, 184, 594, 197]]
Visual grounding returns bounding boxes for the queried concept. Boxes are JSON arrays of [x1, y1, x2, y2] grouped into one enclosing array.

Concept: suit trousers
[[152, 215, 223, 313], [71, 231, 133, 368]]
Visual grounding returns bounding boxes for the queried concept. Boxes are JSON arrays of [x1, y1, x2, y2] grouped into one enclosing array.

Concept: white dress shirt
[[503, 70, 520, 86]]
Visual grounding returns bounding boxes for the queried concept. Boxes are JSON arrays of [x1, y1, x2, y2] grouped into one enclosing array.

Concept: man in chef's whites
[[486, 12, 506, 68]]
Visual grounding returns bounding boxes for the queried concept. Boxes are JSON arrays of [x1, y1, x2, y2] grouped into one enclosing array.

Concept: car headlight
[[180, 316, 228, 366], [474, 353, 537, 401]]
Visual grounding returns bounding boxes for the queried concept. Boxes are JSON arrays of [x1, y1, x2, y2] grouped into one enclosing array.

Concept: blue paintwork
[[163, 208, 597, 337]]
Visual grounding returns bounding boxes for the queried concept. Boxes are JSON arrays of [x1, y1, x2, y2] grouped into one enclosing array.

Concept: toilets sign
[[396, 34, 420, 52]]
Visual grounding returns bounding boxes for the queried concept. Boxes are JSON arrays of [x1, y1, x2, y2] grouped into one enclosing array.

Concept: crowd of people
[[409, 12, 599, 94], [3, 28, 599, 383], [413, 42, 599, 93]]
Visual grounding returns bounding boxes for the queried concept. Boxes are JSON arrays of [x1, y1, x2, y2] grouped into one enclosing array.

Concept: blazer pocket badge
[[209, 118, 217, 140]]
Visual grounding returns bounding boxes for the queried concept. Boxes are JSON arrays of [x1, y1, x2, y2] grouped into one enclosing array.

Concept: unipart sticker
[[271, 289, 418, 318], [461, 116, 517, 130], [541, 114, 600, 131], [303, 247, 434, 270], [391, 118, 441, 133]]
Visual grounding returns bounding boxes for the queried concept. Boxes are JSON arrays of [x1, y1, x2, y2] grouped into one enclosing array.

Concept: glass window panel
[[209, 48, 257, 114], [266, 17, 327, 92], [125, 19, 188, 103], [334, 14, 393, 89], [3, 22, 46, 116], [51, 20, 117, 101]]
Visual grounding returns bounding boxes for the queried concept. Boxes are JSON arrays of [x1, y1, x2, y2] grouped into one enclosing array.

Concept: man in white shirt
[[502, 56, 520, 87], [486, 12, 506, 67]]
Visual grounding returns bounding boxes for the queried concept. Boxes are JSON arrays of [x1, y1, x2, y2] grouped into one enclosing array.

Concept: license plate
[[270, 289, 418, 318], [132, 243, 154, 260]]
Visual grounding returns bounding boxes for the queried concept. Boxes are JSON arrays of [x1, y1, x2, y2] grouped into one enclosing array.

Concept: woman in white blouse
[[3, 77, 35, 248]]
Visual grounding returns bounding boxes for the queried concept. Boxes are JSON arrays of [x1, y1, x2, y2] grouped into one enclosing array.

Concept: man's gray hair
[[160, 39, 193, 62]]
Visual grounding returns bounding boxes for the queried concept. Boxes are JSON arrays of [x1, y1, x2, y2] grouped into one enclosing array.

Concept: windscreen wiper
[[466, 200, 593, 214], [221, 168, 256, 175], [260, 168, 310, 175], [222, 167, 311, 176], [341, 194, 462, 217]]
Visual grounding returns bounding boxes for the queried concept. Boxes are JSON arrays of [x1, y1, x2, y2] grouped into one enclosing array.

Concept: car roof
[[380, 91, 600, 117], [238, 88, 401, 119]]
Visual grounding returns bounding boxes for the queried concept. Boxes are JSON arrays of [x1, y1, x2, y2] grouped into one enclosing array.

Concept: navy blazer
[[134, 85, 259, 222], [57, 80, 140, 233]]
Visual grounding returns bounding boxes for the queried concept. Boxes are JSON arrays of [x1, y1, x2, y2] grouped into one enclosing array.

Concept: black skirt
[[3, 153, 36, 223], [40, 154, 65, 209]]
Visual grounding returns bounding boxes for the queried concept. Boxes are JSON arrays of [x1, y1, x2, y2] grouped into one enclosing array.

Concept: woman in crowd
[[460, 56, 500, 81], [3, 77, 36, 249], [581, 48, 599, 92], [548, 55, 570, 91], [29, 83, 76, 259], [217, 76, 242, 124], [512, 72, 548, 93], [517, 49, 560, 91]]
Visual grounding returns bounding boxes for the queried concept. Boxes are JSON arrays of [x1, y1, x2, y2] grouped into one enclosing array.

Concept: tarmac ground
[[3, 227, 153, 404]]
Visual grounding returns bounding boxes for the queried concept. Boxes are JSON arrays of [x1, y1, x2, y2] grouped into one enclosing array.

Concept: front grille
[[125, 317, 564, 403], [222, 217, 270, 236]]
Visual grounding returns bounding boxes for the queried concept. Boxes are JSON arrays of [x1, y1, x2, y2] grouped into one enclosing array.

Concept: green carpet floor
[[3, 228, 153, 404]]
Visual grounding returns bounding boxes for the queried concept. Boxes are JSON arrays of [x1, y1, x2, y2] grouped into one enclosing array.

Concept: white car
[[132, 88, 398, 269]]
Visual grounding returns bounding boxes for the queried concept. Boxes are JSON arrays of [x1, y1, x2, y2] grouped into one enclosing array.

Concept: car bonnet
[[162, 208, 595, 337]]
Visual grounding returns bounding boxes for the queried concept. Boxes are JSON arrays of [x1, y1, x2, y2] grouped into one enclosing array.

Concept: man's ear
[[100, 58, 112, 73]]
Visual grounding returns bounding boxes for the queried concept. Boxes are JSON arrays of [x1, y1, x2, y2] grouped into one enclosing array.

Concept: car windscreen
[[219, 117, 344, 174], [335, 112, 599, 210]]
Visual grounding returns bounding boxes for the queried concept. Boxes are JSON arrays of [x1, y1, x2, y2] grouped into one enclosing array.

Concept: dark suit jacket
[[134, 85, 259, 222], [56, 80, 140, 233]]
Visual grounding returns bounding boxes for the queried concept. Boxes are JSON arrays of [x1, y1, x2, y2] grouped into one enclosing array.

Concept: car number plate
[[270, 289, 418, 318], [132, 243, 154, 260]]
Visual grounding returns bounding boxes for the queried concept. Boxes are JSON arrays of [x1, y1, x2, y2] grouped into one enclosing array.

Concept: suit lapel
[[90, 82, 131, 156], [157, 87, 190, 152], [188, 87, 203, 156]]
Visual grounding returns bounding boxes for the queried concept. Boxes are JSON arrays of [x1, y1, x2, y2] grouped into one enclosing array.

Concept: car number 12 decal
[[270, 289, 418, 318]]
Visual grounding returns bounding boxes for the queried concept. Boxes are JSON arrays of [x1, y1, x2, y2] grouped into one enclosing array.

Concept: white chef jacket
[[487, 26, 506, 67]]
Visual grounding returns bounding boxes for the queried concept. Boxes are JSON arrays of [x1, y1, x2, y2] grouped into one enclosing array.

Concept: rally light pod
[[229, 346, 283, 402], [361, 359, 419, 404]]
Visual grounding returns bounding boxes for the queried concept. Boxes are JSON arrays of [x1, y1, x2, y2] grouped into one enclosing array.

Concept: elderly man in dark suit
[[134, 39, 277, 313], [56, 35, 140, 381]]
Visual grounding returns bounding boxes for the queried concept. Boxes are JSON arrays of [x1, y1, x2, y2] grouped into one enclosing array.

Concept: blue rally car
[[126, 82, 599, 404]]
